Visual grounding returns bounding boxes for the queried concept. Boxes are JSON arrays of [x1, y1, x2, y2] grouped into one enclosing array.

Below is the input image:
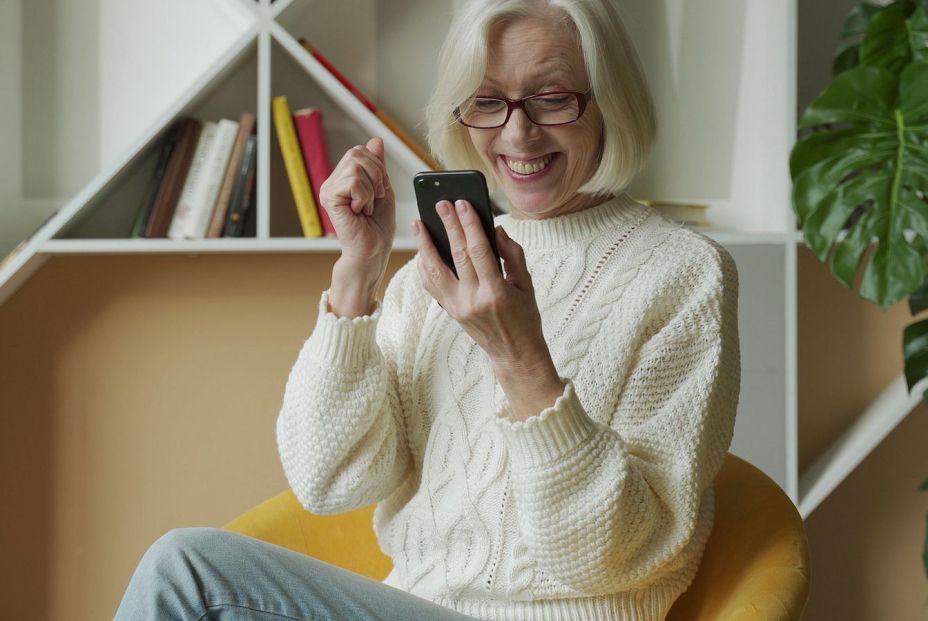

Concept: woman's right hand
[[320, 137, 396, 317], [320, 136, 396, 266]]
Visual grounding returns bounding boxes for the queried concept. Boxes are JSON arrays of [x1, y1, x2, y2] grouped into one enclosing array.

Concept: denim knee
[[138, 527, 229, 579]]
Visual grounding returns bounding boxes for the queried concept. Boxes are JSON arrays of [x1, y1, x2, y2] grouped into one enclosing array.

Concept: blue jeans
[[114, 527, 478, 620]]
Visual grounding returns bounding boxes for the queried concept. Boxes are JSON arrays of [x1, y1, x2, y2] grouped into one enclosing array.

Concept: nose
[[500, 106, 541, 146]]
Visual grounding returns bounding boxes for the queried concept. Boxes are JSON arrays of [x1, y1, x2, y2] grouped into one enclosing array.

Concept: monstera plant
[[789, 0, 928, 579]]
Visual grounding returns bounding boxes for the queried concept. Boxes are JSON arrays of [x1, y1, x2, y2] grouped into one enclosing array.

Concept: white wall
[[98, 0, 251, 168], [0, 0, 67, 258], [0, 0, 251, 258], [623, 0, 795, 234], [22, 0, 99, 199]]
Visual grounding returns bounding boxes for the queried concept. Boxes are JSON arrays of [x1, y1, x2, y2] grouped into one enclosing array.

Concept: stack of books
[[133, 39, 437, 241], [133, 112, 258, 239], [273, 39, 439, 238]]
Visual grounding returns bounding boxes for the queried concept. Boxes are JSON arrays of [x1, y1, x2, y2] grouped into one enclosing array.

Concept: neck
[[509, 192, 614, 221]]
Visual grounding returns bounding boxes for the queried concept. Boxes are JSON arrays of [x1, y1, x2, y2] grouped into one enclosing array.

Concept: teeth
[[506, 154, 553, 175]]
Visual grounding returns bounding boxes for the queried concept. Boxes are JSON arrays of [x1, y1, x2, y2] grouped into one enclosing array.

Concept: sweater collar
[[495, 194, 650, 249]]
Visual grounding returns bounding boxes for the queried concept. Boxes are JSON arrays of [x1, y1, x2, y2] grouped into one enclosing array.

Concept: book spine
[[168, 121, 219, 239], [293, 108, 336, 236], [132, 123, 180, 238], [232, 164, 257, 238], [299, 39, 376, 112], [272, 96, 323, 237], [170, 119, 239, 240], [145, 117, 202, 238], [223, 134, 257, 237], [298, 38, 438, 171], [192, 118, 239, 238], [375, 109, 439, 171], [208, 112, 256, 238]]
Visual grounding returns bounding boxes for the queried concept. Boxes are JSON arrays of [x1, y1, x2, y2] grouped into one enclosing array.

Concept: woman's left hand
[[412, 199, 557, 383]]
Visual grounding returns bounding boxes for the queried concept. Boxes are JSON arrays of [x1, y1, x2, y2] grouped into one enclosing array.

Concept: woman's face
[[467, 14, 605, 220]]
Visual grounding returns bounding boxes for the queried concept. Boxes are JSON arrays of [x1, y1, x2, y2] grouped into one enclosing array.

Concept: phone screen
[[413, 170, 502, 277]]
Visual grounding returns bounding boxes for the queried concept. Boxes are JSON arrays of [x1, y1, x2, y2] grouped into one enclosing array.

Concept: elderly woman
[[116, 0, 739, 619]]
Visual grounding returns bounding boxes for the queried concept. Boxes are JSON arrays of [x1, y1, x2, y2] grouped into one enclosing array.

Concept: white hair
[[425, 0, 657, 196]]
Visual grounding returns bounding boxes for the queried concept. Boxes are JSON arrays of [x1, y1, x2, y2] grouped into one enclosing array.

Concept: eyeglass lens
[[458, 93, 581, 128]]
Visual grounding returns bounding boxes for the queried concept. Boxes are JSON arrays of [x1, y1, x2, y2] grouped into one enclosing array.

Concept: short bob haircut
[[425, 0, 656, 198]]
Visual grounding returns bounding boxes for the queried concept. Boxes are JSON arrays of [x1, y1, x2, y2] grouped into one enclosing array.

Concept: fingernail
[[455, 200, 466, 215], [436, 201, 450, 216], [412, 220, 420, 235]]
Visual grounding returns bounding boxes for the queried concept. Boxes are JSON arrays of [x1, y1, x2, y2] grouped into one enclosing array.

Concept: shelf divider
[[798, 373, 928, 518], [257, 30, 272, 239]]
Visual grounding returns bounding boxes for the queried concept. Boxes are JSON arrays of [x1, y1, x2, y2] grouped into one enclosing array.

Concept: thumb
[[496, 226, 532, 291], [366, 136, 385, 163]]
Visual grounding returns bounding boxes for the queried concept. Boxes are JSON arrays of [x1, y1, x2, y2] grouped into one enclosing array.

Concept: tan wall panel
[[0, 252, 412, 621], [797, 245, 928, 619], [2, 246, 928, 619]]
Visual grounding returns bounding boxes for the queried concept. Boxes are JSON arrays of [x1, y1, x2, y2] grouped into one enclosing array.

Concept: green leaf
[[910, 276, 928, 314], [903, 318, 928, 391], [921, 478, 928, 492], [861, 3, 913, 73], [841, 2, 886, 38], [834, 42, 861, 76], [791, 62, 928, 308], [911, 7, 928, 63], [798, 170, 888, 261], [798, 65, 897, 130]]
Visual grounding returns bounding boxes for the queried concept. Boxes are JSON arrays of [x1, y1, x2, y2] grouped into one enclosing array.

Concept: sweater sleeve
[[495, 238, 740, 594], [276, 257, 428, 514]]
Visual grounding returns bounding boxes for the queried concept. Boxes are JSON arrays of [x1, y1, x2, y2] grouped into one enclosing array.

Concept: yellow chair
[[225, 453, 810, 620]]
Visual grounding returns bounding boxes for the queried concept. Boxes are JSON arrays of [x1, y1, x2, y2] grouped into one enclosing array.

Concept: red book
[[298, 37, 439, 171], [293, 107, 336, 236], [299, 38, 376, 113]]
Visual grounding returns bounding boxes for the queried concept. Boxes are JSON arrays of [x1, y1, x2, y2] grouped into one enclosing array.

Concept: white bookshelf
[[6, 0, 909, 517]]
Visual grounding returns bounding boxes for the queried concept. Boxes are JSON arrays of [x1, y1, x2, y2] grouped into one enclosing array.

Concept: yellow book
[[272, 96, 323, 237]]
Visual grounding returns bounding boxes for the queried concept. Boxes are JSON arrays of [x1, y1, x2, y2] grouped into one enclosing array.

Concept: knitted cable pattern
[[276, 194, 740, 621]]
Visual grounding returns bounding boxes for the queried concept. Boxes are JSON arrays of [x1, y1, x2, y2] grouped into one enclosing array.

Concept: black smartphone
[[413, 170, 502, 277]]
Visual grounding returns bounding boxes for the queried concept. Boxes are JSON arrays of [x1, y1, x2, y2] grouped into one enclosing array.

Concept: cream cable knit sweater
[[277, 194, 740, 621]]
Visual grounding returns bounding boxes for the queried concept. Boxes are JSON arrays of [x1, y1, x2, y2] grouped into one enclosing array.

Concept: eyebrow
[[481, 63, 575, 88]]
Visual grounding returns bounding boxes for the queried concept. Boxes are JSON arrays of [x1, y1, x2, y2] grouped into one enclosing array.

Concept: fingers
[[322, 140, 391, 217], [436, 200, 477, 283], [412, 220, 454, 300], [366, 137, 387, 172], [454, 200, 502, 284]]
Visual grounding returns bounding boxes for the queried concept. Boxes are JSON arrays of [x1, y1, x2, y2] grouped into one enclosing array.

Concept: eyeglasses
[[453, 90, 593, 129]]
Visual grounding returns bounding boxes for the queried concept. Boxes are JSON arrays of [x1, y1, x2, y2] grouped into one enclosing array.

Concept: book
[[208, 112, 256, 238], [298, 38, 439, 171], [131, 120, 183, 238], [640, 200, 709, 228], [166, 121, 218, 238], [272, 95, 323, 237], [241, 185, 257, 238], [223, 134, 257, 237], [169, 118, 239, 240], [144, 117, 202, 237], [293, 107, 336, 236]]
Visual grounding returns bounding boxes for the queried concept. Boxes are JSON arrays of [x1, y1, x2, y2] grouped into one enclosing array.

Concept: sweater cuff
[[306, 289, 382, 369], [495, 380, 599, 469]]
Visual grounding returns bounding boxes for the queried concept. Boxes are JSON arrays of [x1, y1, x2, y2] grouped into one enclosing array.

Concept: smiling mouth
[[504, 154, 555, 175]]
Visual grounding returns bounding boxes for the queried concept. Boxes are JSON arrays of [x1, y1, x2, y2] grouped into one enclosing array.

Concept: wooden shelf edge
[[797, 373, 928, 519]]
